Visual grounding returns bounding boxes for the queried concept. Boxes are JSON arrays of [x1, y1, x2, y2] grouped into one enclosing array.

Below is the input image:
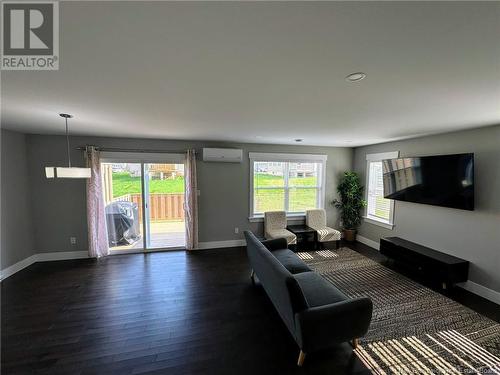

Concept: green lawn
[[253, 173, 318, 212], [254, 188, 317, 212], [254, 173, 317, 187], [112, 172, 317, 212], [112, 173, 184, 197]]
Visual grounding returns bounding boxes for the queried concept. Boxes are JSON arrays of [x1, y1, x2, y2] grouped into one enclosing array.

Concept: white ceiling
[[2, 1, 500, 147]]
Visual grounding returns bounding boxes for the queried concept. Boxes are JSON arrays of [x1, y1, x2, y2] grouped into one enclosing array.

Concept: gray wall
[[26, 134, 352, 253], [353, 125, 500, 293], [4, 125, 499, 296], [1, 130, 35, 269]]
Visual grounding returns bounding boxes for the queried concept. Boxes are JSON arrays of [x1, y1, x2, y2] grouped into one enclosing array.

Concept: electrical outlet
[[234, 227, 239, 234], [70, 237, 77, 245]]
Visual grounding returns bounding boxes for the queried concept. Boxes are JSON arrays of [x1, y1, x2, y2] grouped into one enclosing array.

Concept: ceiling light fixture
[[346, 72, 366, 82], [45, 114, 91, 179], [295, 139, 303, 143]]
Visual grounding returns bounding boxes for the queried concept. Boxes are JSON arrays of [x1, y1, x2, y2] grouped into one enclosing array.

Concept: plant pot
[[343, 229, 357, 242]]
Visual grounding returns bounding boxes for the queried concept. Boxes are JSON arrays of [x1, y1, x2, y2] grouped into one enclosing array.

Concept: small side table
[[287, 225, 317, 251]]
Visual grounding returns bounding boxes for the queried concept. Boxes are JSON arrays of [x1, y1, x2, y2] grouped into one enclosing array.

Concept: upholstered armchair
[[264, 211, 297, 245], [306, 209, 341, 249]]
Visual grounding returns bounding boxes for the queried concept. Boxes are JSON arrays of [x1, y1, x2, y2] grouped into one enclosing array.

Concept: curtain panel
[[185, 149, 199, 250], [86, 146, 109, 258]]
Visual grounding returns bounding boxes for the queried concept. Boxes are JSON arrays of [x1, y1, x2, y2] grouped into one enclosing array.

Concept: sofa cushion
[[294, 272, 347, 308], [244, 230, 305, 332], [261, 237, 288, 252], [272, 249, 312, 274]]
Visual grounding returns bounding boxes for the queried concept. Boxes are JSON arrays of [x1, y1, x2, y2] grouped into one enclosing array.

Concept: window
[[249, 153, 327, 220], [365, 152, 399, 229]]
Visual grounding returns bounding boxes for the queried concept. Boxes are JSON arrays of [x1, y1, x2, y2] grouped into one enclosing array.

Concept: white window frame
[[248, 152, 327, 222], [364, 151, 399, 230]]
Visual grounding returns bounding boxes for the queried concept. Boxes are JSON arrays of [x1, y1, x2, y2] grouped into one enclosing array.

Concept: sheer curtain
[[184, 149, 198, 250], [86, 146, 109, 258]]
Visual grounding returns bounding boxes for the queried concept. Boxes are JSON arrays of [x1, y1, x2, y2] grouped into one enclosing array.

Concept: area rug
[[296, 248, 500, 374]]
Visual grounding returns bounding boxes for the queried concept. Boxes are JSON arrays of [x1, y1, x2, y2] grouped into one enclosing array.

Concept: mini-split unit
[[202, 148, 243, 163]]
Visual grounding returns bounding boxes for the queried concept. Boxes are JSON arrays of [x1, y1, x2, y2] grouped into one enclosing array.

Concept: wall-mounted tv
[[382, 153, 474, 211]]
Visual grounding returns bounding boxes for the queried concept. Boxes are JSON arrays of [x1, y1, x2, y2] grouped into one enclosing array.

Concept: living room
[[1, 2, 499, 374]]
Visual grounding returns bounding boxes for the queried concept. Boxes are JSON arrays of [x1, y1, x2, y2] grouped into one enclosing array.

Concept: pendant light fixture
[[45, 113, 91, 179]]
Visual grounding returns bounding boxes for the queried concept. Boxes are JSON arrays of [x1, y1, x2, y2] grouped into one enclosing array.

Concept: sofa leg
[[352, 338, 359, 349], [336, 240, 340, 250], [297, 350, 306, 367]]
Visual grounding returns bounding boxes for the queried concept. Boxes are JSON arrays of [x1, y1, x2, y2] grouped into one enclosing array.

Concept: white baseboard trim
[[196, 239, 246, 250], [458, 280, 500, 305], [37, 251, 89, 261], [0, 251, 89, 281], [356, 235, 380, 250], [0, 254, 38, 281]]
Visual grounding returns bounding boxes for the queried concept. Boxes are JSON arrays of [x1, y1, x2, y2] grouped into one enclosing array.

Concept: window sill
[[363, 216, 395, 230], [248, 214, 306, 223]]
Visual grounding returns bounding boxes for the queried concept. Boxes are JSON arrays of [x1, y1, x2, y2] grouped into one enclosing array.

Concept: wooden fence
[[113, 193, 185, 221]]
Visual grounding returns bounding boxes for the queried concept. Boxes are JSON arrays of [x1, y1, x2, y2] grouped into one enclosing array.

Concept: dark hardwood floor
[[2, 242, 498, 375]]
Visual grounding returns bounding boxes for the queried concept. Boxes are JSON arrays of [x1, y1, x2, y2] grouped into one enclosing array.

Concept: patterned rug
[[297, 248, 500, 374]]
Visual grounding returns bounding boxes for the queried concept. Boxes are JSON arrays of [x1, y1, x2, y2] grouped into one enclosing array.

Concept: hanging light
[[45, 114, 91, 179]]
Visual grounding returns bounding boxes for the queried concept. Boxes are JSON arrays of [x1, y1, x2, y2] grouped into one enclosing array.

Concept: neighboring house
[[289, 163, 316, 178], [116, 164, 184, 179], [255, 162, 316, 178], [149, 164, 184, 180], [111, 163, 126, 172], [125, 164, 142, 177]]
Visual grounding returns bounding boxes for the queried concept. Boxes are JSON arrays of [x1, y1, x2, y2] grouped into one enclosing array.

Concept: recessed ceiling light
[[346, 72, 366, 82], [295, 139, 303, 142]]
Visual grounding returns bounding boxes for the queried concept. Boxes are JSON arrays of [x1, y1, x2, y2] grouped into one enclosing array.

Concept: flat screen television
[[382, 153, 474, 210]]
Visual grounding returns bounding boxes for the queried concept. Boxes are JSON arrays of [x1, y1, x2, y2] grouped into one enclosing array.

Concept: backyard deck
[[114, 221, 185, 250]]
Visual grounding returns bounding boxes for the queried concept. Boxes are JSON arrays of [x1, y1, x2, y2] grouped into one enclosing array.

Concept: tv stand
[[380, 237, 469, 289]]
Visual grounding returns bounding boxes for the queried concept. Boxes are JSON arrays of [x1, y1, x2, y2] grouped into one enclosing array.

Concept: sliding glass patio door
[[101, 162, 145, 252], [101, 155, 186, 253], [144, 163, 186, 249]]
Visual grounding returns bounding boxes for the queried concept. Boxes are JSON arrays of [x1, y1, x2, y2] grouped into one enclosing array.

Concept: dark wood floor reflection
[[2, 243, 497, 374]]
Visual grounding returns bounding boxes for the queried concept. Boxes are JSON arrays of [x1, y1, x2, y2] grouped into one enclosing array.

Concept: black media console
[[380, 237, 469, 290]]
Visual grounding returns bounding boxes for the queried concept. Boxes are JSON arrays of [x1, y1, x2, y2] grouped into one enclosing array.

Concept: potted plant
[[332, 172, 367, 242]]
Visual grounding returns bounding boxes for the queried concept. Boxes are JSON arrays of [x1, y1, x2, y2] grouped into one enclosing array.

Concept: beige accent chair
[[264, 211, 297, 245], [306, 209, 341, 248]]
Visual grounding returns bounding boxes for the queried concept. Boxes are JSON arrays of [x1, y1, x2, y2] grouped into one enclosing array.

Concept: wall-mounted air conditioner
[[202, 148, 243, 163]]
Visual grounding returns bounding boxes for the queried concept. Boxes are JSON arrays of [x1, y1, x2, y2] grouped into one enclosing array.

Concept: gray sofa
[[244, 230, 373, 366]]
